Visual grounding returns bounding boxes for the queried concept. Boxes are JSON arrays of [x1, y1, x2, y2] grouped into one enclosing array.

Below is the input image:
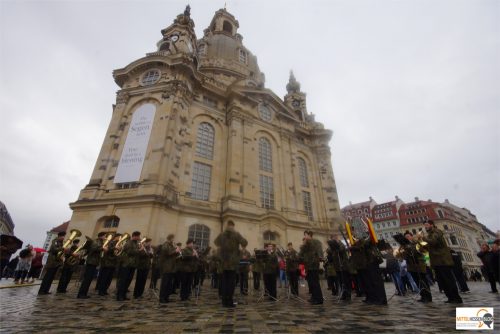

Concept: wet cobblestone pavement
[[1, 280, 498, 333]]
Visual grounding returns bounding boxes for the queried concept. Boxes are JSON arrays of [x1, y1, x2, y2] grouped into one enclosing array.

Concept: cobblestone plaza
[[1, 280, 498, 333]]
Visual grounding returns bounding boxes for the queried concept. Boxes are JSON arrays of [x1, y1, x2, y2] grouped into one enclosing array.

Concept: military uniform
[[325, 248, 338, 296], [38, 238, 64, 295], [328, 240, 352, 300], [158, 240, 178, 303], [262, 250, 279, 299], [116, 238, 141, 301], [251, 254, 263, 290], [349, 238, 368, 298], [96, 239, 119, 296], [239, 249, 251, 295], [134, 245, 152, 299], [208, 252, 219, 289], [402, 241, 432, 302], [77, 238, 103, 298], [214, 227, 248, 307], [56, 244, 78, 293], [178, 247, 197, 301], [285, 248, 300, 296], [364, 241, 387, 305], [299, 238, 324, 304], [149, 246, 161, 290], [423, 227, 462, 303]]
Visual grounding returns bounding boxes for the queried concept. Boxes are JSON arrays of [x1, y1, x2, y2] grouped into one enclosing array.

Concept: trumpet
[[66, 236, 92, 265], [100, 233, 115, 258], [114, 233, 131, 256], [57, 229, 81, 259]]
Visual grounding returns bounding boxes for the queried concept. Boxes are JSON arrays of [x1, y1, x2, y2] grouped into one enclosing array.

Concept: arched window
[[190, 162, 211, 201], [188, 224, 210, 251], [258, 137, 272, 172], [195, 122, 215, 160], [223, 20, 233, 34], [298, 157, 309, 187], [103, 216, 120, 229], [263, 231, 278, 243]]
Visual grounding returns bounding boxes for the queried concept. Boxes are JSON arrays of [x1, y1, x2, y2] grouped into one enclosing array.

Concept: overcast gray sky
[[1, 0, 498, 248]]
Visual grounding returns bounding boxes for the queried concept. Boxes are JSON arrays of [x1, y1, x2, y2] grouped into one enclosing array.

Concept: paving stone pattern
[[0, 280, 499, 333]]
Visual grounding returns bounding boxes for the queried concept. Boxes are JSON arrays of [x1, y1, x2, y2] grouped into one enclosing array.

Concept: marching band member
[[116, 231, 142, 301], [325, 242, 338, 296], [178, 238, 198, 301], [299, 230, 324, 305], [77, 232, 106, 299], [285, 242, 300, 296], [328, 234, 352, 301], [133, 237, 153, 299], [422, 220, 462, 304], [214, 220, 248, 308], [262, 243, 279, 300], [251, 250, 263, 291], [56, 239, 79, 293], [239, 246, 251, 295], [97, 233, 121, 296], [402, 231, 432, 303], [158, 234, 178, 304], [38, 231, 65, 295]]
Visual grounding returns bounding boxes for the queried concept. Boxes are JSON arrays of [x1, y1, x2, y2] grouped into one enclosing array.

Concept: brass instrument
[[275, 245, 286, 258], [100, 233, 115, 258], [57, 229, 81, 259], [175, 244, 183, 259], [113, 233, 131, 256], [414, 231, 429, 255], [66, 236, 92, 265]]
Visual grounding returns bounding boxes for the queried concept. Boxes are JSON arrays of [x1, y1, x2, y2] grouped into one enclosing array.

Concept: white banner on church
[[114, 103, 156, 183]]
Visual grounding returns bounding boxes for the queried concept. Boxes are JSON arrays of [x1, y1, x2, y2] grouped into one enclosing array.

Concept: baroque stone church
[[67, 6, 342, 250]]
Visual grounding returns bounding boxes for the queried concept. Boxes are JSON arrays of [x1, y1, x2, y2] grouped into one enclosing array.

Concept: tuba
[[114, 233, 130, 256], [57, 229, 81, 259], [66, 236, 92, 265]]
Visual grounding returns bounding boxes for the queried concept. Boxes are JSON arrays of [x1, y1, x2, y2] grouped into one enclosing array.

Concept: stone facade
[[0, 201, 15, 236], [67, 7, 342, 250]]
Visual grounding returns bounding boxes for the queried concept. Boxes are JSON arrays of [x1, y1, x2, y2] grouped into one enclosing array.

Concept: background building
[[66, 7, 342, 250], [372, 196, 404, 249], [343, 196, 493, 276], [42, 221, 69, 251], [0, 201, 15, 236]]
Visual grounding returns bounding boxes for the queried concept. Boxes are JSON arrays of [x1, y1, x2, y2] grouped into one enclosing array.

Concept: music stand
[[285, 270, 306, 303], [253, 251, 282, 303]]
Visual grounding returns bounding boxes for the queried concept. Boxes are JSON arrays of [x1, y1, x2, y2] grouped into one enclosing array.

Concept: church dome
[[197, 9, 264, 87]]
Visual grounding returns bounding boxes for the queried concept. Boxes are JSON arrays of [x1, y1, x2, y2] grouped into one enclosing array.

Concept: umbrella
[[33, 247, 46, 253], [0, 234, 23, 251]]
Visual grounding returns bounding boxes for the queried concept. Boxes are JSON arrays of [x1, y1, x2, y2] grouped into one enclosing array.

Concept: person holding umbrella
[[27, 247, 45, 283]]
